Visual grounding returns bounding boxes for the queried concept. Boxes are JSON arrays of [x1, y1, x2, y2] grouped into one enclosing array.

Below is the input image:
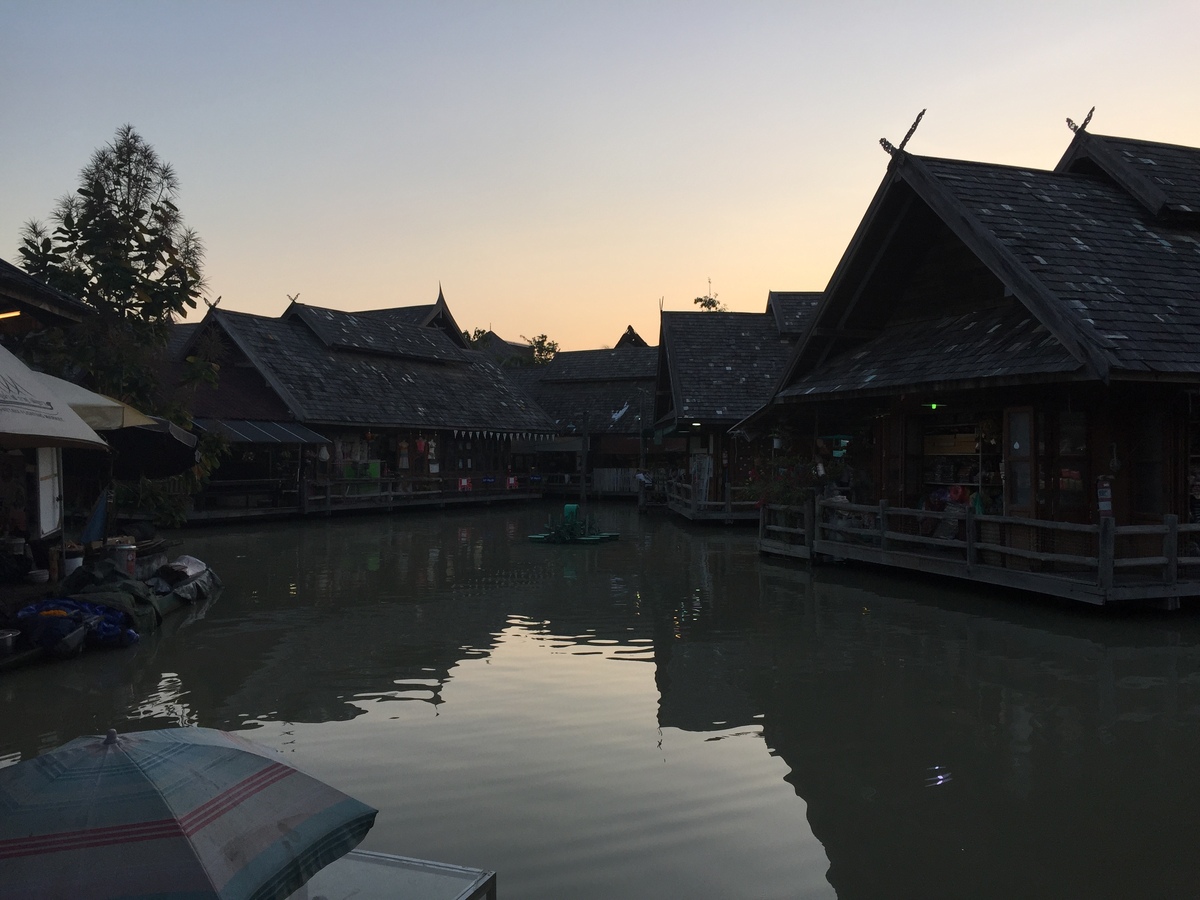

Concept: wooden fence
[[665, 480, 760, 523], [758, 498, 1200, 608]]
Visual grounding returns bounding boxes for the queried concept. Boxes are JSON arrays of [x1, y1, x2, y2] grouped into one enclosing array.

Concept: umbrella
[[0, 344, 107, 451], [0, 726, 377, 900], [105, 416, 200, 479], [33, 372, 157, 430]]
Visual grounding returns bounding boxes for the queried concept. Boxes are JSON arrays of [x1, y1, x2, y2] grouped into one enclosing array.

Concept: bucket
[[64, 555, 83, 577], [109, 544, 136, 577], [0, 629, 18, 656]]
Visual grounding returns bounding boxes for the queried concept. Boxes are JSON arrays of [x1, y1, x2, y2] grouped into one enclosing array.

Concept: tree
[[463, 327, 491, 348], [17, 124, 206, 410], [521, 333, 559, 365], [693, 277, 726, 312]]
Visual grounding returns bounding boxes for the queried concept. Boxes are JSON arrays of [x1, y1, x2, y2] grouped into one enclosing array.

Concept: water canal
[[4, 502, 1200, 898]]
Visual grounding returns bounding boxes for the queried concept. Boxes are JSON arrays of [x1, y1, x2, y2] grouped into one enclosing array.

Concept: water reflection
[[4, 504, 1200, 898]]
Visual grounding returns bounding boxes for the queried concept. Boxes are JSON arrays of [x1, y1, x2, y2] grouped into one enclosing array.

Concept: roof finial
[[880, 109, 926, 156], [286, 292, 300, 303], [1067, 106, 1095, 134]]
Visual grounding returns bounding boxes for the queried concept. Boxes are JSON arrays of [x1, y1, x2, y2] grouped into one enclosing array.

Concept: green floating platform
[[529, 504, 620, 544]]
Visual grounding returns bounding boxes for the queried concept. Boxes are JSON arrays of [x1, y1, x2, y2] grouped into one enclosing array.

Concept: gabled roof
[[207, 307, 553, 433], [285, 302, 463, 363], [615, 325, 649, 348], [766, 291, 821, 337], [656, 311, 796, 427], [0, 257, 91, 325], [355, 286, 470, 349], [474, 330, 535, 366], [1056, 131, 1200, 221], [538, 346, 657, 382], [515, 346, 657, 436], [777, 132, 1200, 401]]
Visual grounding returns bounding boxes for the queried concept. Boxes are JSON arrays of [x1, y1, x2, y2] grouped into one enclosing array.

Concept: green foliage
[[113, 431, 229, 527], [17, 124, 205, 410], [693, 277, 726, 312], [17, 125, 227, 524], [749, 452, 821, 507], [520, 333, 559, 365], [463, 327, 491, 348]]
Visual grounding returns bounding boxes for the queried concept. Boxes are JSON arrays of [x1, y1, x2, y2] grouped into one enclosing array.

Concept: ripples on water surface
[[5, 502, 1200, 898]]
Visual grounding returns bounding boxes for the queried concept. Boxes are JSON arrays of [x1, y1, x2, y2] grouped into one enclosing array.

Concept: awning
[[107, 417, 199, 480], [194, 418, 330, 444], [33, 372, 156, 430]]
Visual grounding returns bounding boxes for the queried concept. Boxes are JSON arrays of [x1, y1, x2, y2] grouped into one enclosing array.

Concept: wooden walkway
[[665, 481, 760, 524], [758, 499, 1200, 609], [186, 476, 544, 523]]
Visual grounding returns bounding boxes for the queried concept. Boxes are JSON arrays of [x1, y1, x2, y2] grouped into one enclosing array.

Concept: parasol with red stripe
[[0, 727, 377, 900]]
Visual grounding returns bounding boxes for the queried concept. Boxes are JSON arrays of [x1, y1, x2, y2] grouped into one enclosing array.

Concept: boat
[[0, 555, 221, 672], [529, 504, 619, 543]]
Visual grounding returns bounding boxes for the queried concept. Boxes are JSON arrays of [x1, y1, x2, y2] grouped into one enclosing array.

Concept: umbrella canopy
[[0, 726, 377, 900], [0, 344, 107, 451], [105, 416, 200, 480], [33, 372, 156, 430]]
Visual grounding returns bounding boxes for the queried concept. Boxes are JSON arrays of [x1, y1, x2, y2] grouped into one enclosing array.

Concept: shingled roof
[[205, 307, 553, 433], [516, 345, 658, 436], [0, 257, 91, 325], [355, 286, 470, 349], [766, 291, 821, 337], [656, 311, 796, 428], [1056, 131, 1200, 221], [776, 127, 1200, 403]]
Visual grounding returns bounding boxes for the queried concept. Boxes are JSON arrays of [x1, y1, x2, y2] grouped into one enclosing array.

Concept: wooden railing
[[759, 498, 1200, 604], [665, 480, 760, 520], [300, 473, 539, 512]]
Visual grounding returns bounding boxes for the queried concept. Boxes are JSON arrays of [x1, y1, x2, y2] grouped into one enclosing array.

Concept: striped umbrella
[[0, 727, 377, 900]]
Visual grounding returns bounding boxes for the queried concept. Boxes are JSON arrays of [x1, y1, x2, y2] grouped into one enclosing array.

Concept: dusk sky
[[4, 2, 1198, 350]]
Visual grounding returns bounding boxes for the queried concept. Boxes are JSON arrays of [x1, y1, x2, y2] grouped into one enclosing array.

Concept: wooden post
[[1098, 516, 1115, 595], [878, 500, 889, 551], [804, 494, 816, 567], [1164, 514, 1179, 586], [724, 482, 732, 523], [965, 504, 976, 573], [579, 412, 589, 507]]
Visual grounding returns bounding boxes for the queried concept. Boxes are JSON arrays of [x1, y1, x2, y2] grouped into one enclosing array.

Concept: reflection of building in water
[[651, 563, 1200, 899]]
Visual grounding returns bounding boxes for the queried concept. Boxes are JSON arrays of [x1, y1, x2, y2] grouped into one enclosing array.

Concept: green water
[[4, 502, 1200, 898]]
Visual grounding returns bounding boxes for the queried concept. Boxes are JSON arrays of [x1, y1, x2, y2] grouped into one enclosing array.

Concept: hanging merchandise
[[398, 439, 410, 469]]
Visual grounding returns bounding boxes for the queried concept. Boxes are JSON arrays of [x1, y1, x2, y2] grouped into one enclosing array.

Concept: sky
[[3, 2, 1199, 350]]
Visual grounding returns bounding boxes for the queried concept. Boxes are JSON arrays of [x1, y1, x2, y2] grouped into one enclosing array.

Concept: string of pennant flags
[[449, 430, 549, 440]]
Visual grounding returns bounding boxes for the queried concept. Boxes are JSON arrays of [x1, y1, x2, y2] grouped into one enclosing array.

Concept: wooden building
[[0, 258, 92, 333], [752, 126, 1200, 606], [173, 293, 554, 519], [654, 293, 818, 520], [510, 329, 661, 496]]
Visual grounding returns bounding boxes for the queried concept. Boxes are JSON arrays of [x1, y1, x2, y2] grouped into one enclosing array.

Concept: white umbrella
[[0, 344, 107, 450], [33, 372, 156, 431]]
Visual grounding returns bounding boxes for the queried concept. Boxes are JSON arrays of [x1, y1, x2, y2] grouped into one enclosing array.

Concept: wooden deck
[[185, 475, 544, 523], [665, 481, 760, 523], [758, 499, 1200, 608]]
